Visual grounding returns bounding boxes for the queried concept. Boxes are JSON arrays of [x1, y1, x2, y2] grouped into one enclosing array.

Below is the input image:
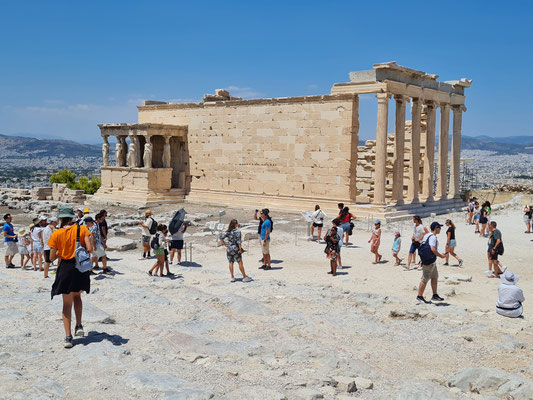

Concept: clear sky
[[1, 0, 531, 144]]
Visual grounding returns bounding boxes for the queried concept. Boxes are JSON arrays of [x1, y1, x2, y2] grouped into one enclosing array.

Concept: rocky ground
[[1, 199, 533, 399]]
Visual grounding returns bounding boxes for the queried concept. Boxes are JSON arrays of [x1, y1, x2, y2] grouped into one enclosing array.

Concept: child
[[369, 220, 382, 264], [17, 229, 31, 269], [148, 224, 168, 277], [392, 231, 402, 266], [324, 226, 340, 276]]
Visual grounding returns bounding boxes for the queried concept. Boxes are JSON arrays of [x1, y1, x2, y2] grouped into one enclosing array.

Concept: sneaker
[[431, 294, 444, 301], [74, 325, 84, 337], [101, 268, 112, 275], [89, 270, 97, 275], [138, 257, 146, 260], [443, 262, 449, 266], [416, 295, 429, 303], [230, 277, 236, 283], [242, 277, 252, 283], [169, 261, 173, 265], [259, 265, 266, 270], [64, 336, 73, 348], [264, 266, 272, 270], [458, 259, 463, 267], [8, 262, 15, 268], [484, 270, 492, 274], [5, 264, 15, 269]]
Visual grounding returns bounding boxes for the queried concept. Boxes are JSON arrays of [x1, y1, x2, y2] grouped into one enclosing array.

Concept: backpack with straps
[[148, 217, 158, 235], [74, 224, 93, 273], [418, 234, 437, 265]]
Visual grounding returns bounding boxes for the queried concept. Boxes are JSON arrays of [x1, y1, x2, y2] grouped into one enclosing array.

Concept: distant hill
[[0, 134, 101, 158], [468, 135, 533, 146], [461, 135, 533, 154]]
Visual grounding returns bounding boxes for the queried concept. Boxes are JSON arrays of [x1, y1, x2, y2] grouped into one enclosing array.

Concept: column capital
[[411, 97, 422, 105], [452, 104, 467, 112], [163, 135, 171, 143], [440, 102, 450, 110], [393, 94, 409, 103], [376, 92, 391, 102], [423, 99, 437, 108]]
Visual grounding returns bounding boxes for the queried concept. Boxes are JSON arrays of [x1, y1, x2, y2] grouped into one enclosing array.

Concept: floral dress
[[220, 229, 242, 263], [325, 231, 340, 260]]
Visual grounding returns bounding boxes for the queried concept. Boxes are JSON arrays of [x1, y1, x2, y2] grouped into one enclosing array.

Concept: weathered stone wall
[[137, 95, 359, 202]]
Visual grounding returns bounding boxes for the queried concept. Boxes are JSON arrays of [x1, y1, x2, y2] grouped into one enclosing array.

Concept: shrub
[[49, 169, 101, 195]]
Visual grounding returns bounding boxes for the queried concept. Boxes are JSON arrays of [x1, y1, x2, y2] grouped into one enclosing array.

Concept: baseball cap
[[77, 207, 84, 212], [39, 215, 47, 221], [430, 222, 443, 230], [83, 208, 90, 213]]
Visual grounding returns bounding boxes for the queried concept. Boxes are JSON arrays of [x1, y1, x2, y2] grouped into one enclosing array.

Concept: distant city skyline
[[1, 1, 532, 144]]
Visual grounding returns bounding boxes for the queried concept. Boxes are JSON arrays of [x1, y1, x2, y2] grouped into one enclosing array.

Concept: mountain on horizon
[[0, 133, 101, 158], [466, 135, 533, 146]]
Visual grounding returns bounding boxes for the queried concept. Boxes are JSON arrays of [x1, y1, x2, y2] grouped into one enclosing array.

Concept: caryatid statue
[[163, 136, 171, 168], [102, 136, 109, 166], [115, 139, 124, 167], [127, 135, 137, 167], [143, 139, 153, 168]]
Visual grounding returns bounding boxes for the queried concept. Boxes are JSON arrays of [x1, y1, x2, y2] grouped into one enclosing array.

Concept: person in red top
[[337, 206, 354, 246], [48, 205, 93, 349]]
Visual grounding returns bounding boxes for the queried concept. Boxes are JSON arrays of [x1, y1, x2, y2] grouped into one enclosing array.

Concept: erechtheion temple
[[94, 62, 471, 218]]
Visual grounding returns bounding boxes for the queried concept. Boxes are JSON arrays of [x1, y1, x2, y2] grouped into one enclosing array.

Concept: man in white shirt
[[169, 223, 187, 264], [42, 217, 58, 278], [139, 210, 155, 259], [417, 222, 446, 303], [496, 271, 525, 318]]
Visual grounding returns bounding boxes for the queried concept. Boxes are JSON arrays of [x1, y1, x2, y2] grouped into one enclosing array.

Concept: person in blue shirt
[[3, 214, 18, 268], [259, 209, 272, 270]]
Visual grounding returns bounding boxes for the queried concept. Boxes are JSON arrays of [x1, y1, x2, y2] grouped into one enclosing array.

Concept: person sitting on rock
[[496, 271, 525, 318]]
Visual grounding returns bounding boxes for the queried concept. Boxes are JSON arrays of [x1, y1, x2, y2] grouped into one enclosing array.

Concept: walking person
[[148, 224, 168, 277], [324, 226, 340, 276], [368, 219, 382, 264], [496, 271, 525, 318], [3, 214, 18, 269], [479, 202, 489, 237], [466, 198, 475, 224], [331, 218, 344, 269], [407, 216, 428, 270], [48, 205, 94, 349], [392, 231, 402, 266], [258, 209, 272, 270], [169, 222, 187, 265], [139, 210, 155, 260], [487, 221, 504, 278], [416, 222, 446, 303], [31, 216, 47, 272], [85, 214, 110, 274], [337, 206, 354, 246], [444, 219, 463, 267], [219, 219, 252, 283], [310, 205, 327, 241], [17, 229, 31, 269], [43, 217, 58, 278], [523, 205, 532, 234]]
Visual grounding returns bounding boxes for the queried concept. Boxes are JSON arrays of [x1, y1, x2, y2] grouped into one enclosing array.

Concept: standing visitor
[[169, 222, 187, 265], [219, 219, 252, 282], [487, 221, 504, 278], [496, 271, 525, 318], [332, 218, 344, 269], [3, 214, 18, 269], [259, 209, 272, 270], [75, 208, 85, 225], [479, 202, 489, 237], [85, 215, 110, 274], [523, 205, 532, 234], [466, 198, 475, 224], [416, 222, 446, 303], [310, 205, 327, 241], [473, 201, 481, 233], [139, 210, 155, 260], [392, 231, 402, 266], [99, 210, 109, 244], [407, 216, 428, 270], [17, 229, 31, 269], [368, 219, 382, 264], [444, 219, 463, 267], [147, 224, 168, 277], [31, 216, 47, 272], [337, 206, 354, 246], [43, 217, 58, 278], [48, 205, 94, 348], [324, 226, 340, 276]]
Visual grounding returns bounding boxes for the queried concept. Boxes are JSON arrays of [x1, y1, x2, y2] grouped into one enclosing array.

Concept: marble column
[[436, 103, 450, 200], [421, 101, 436, 202], [373, 92, 391, 206], [391, 95, 407, 205], [450, 105, 465, 199], [407, 97, 422, 203], [120, 136, 128, 167], [143, 137, 153, 168], [115, 137, 124, 167], [102, 135, 109, 167], [163, 136, 171, 168]]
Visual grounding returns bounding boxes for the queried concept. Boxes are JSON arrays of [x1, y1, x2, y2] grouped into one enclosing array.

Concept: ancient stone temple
[[94, 62, 471, 218]]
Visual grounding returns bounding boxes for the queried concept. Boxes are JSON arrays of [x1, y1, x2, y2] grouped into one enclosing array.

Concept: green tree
[[49, 169, 101, 195], [49, 169, 77, 189]]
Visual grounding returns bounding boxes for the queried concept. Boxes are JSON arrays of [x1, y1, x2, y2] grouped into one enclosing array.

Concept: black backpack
[[418, 235, 437, 265], [150, 234, 160, 249], [169, 209, 185, 235], [148, 217, 158, 235]]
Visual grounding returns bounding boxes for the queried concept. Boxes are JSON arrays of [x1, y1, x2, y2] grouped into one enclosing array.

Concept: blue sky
[[1, 0, 531, 144]]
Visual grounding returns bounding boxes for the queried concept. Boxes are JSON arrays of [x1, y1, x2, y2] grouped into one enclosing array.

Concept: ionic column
[[407, 97, 422, 203], [391, 95, 407, 205], [102, 135, 109, 167], [373, 92, 391, 205], [436, 103, 450, 200], [421, 101, 436, 201], [163, 136, 171, 168], [449, 105, 465, 199]]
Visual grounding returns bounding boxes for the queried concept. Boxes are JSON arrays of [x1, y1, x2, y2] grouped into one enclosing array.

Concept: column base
[[406, 198, 419, 204], [420, 196, 435, 203]]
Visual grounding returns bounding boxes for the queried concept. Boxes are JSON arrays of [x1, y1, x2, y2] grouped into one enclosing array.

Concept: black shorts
[[480, 217, 488, 224], [170, 240, 184, 250], [312, 222, 323, 227], [44, 250, 51, 263]]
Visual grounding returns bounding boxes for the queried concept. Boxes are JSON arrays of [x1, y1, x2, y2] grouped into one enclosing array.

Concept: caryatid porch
[[96, 123, 189, 205], [331, 61, 471, 215]]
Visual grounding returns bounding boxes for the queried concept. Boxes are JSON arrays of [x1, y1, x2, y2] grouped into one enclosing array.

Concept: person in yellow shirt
[[48, 205, 93, 349]]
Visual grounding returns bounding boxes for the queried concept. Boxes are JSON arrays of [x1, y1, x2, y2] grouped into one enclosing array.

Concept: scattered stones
[[389, 308, 429, 320], [445, 274, 472, 282], [396, 380, 460, 399], [332, 376, 357, 393], [294, 388, 324, 399], [106, 237, 137, 251], [354, 377, 373, 390]]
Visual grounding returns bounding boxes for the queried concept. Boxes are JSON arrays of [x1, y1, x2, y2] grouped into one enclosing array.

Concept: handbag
[[74, 224, 93, 273], [495, 241, 504, 256]]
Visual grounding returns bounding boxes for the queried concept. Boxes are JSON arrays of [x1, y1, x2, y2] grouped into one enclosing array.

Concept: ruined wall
[[137, 95, 359, 202]]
